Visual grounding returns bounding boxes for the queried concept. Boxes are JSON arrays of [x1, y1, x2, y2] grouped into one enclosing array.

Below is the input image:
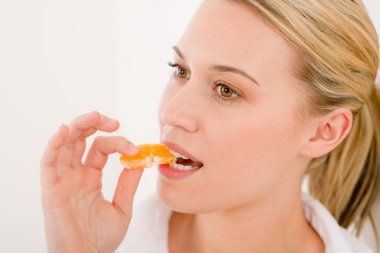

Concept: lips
[[163, 141, 204, 168]]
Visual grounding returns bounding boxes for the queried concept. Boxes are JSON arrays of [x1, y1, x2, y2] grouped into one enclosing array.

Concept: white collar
[[302, 192, 373, 253]]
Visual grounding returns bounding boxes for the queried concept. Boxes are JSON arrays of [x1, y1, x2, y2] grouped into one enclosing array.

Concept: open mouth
[[169, 150, 204, 171]]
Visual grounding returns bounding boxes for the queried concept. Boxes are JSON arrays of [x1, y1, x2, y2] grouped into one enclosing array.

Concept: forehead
[[176, 0, 301, 83]]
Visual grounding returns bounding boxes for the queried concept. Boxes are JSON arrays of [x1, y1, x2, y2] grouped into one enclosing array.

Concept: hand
[[40, 111, 144, 253]]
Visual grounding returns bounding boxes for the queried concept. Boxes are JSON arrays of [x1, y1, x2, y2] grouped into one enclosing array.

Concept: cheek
[[209, 110, 298, 166], [201, 110, 301, 199]]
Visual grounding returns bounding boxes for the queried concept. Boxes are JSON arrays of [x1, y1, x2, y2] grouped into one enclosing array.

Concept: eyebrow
[[172, 46, 260, 86]]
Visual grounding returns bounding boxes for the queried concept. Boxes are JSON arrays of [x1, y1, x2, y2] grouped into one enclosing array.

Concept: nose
[[160, 83, 200, 133]]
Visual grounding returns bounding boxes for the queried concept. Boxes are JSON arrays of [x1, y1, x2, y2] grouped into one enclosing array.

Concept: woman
[[40, 0, 380, 252]]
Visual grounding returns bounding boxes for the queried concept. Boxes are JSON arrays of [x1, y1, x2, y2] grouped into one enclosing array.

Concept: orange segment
[[134, 144, 152, 159], [151, 144, 177, 165], [119, 143, 177, 170], [120, 158, 152, 170], [120, 144, 152, 169]]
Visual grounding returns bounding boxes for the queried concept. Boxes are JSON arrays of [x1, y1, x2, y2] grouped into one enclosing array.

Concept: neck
[[194, 193, 317, 253], [169, 176, 325, 253]]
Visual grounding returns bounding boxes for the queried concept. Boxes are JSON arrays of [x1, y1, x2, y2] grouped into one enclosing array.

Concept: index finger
[[57, 111, 120, 174], [65, 111, 119, 144]]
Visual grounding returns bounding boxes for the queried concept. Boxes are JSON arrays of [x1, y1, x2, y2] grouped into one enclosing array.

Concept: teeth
[[169, 149, 190, 160], [169, 162, 194, 171]]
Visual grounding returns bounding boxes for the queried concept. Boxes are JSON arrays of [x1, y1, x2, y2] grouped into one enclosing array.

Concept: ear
[[300, 108, 353, 158]]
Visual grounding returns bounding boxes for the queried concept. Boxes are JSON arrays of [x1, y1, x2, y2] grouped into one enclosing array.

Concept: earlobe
[[302, 108, 353, 158]]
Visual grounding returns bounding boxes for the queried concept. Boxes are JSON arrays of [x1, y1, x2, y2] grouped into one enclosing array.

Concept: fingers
[[84, 136, 143, 220], [85, 136, 143, 222], [71, 139, 86, 168], [58, 111, 120, 175], [66, 111, 119, 144], [84, 136, 139, 171], [112, 168, 144, 221], [40, 124, 69, 187]]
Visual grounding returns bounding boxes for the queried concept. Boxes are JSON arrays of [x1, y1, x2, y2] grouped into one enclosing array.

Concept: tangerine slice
[[120, 143, 176, 170], [151, 143, 177, 165]]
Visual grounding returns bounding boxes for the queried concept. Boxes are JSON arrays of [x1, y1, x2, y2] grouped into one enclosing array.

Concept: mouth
[[164, 142, 204, 171]]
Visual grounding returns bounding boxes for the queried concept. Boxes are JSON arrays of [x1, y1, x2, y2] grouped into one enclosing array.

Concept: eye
[[216, 83, 238, 98], [216, 84, 237, 98], [168, 61, 191, 79], [212, 82, 242, 105]]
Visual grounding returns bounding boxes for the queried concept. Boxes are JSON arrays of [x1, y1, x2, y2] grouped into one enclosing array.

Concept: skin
[[157, 0, 352, 252], [40, 112, 144, 253], [40, 0, 352, 252]]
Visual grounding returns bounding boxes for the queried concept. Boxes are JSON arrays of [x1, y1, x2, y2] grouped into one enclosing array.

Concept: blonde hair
[[240, 0, 380, 235]]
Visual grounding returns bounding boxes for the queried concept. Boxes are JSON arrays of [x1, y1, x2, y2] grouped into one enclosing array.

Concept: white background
[[0, 0, 378, 252]]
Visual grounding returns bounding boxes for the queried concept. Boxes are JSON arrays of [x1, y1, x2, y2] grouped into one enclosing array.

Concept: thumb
[[112, 168, 144, 221]]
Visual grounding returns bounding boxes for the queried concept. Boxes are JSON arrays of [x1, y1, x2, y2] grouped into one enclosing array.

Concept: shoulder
[[115, 193, 172, 253], [301, 192, 374, 253]]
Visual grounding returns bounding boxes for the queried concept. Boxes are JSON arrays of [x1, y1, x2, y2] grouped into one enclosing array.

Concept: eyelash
[[167, 61, 242, 105]]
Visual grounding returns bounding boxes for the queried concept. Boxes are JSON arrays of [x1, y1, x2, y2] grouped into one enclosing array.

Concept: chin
[[156, 178, 192, 213], [155, 178, 208, 214], [156, 177, 232, 214]]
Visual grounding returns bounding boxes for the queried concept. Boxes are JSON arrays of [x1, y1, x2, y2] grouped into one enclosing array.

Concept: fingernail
[[107, 118, 118, 124], [127, 143, 139, 153]]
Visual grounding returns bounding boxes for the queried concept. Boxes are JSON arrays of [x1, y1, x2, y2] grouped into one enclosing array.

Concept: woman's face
[[157, 0, 311, 213]]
